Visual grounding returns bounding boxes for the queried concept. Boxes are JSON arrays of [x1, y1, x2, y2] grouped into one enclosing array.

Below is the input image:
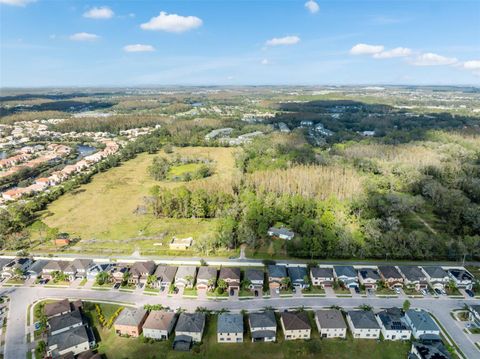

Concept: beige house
[[114, 308, 148, 337], [217, 313, 243, 343], [315, 309, 347, 339], [280, 311, 311, 341], [142, 311, 177, 340]]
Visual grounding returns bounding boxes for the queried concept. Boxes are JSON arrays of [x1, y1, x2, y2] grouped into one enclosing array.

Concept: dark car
[[465, 289, 475, 297], [113, 283, 120, 290], [434, 288, 442, 295], [355, 287, 360, 294]]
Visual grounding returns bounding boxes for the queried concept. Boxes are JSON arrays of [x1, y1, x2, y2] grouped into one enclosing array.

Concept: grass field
[[31, 147, 240, 256], [85, 303, 410, 359]]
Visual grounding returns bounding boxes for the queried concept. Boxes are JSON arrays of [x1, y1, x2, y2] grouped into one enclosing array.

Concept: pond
[[0, 151, 6, 160], [76, 144, 96, 159]]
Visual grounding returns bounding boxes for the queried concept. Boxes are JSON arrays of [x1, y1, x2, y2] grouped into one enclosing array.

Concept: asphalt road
[[1, 286, 479, 359]]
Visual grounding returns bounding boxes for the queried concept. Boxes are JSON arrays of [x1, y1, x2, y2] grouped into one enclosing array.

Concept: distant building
[[267, 227, 294, 240], [169, 237, 193, 250]]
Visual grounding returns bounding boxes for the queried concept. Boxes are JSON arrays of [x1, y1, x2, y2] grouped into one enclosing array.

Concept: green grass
[[167, 163, 204, 180], [29, 147, 239, 256], [79, 278, 87, 286]]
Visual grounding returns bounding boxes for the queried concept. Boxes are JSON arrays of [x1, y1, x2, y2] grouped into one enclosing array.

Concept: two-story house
[[376, 307, 411, 341], [378, 266, 404, 289], [421, 267, 450, 290], [315, 309, 347, 338], [280, 311, 311, 340], [398, 266, 428, 291], [310, 267, 334, 288], [405, 309, 440, 339], [357, 268, 381, 290], [249, 311, 277, 342], [333, 266, 359, 289], [346, 310, 381, 339], [217, 313, 243, 343]]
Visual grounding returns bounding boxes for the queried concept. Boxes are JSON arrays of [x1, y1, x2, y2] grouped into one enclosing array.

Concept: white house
[[404, 309, 440, 339], [142, 311, 176, 340], [421, 267, 450, 290], [175, 313, 205, 343], [315, 309, 347, 339], [249, 311, 276, 342], [376, 308, 411, 341], [346, 310, 381, 339], [217, 314, 243, 343]]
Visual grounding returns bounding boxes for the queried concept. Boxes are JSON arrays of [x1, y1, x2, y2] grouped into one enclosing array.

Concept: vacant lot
[[33, 147, 239, 255], [85, 304, 410, 359]]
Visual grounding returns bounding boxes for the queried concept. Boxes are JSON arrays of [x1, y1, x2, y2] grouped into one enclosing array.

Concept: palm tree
[[281, 277, 291, 289], [146, 274, 157, 289]]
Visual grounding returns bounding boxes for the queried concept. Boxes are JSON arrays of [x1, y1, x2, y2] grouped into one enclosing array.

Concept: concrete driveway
[[324, 287, 336, 297]]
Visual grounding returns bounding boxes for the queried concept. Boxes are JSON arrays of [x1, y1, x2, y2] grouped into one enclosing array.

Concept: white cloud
[[305, 0, 319, 14], [350, 43, 384, 55], [0, 0, 35, 6], [69, 32, 100, 42], [123, 44, 155, 53], [463, 60, 480, 70], [261, 59, 269, 65], [411, 52, 458, 66], [266, 35, 300, 46], [373, 47, 412, 59], [83, 6, 114, 19], [140, 11, 203, 33]]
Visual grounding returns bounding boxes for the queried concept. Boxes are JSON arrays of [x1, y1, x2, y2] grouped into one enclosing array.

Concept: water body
[[0, 151, 6, 159], [76, 144, 96, 159]]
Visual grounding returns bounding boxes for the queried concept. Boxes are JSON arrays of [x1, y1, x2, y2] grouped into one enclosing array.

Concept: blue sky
[[1, 0, 479, 87]]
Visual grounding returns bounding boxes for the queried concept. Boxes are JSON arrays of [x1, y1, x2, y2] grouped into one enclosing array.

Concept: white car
[[394, 288, 401, 294]]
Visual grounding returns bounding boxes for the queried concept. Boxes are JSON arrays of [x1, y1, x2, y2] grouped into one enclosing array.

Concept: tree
[[281, 277, 291, 289], [122, 271, 131, 285], [403, 300, 411, 312], [96, 271, 110, 286], [35, 340, 46, 359], [146, 274, 158, 288], [217, 278, 227, 291]]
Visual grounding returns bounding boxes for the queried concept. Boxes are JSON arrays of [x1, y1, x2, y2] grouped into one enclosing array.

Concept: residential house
[[376, 307, 411, 341], [128, 261, 156, 286], [0, 258, 14, 272], [48, 310, 84, 336], [46, 326, 95, 358], [42, 261, 69, 281], [280, 311, 311, 340], [64, 259, 94, 281], [175, 266, 197, 288], [315, 309, 347, 338], [153, 265, 178, 290], [268, 265, 288, 290], [267, 227, 294, 240], [175, 312, 206, 343], [410, 341, 452, 359], [310, 267, 334, 288], [421, 267, 450, 290], [1, 257, 32, 279], [249, 311, 277, 342], [245, 269, 264, 293], [196, 266, 217, 291], [217, 313, 244, 343], [288, 266, 309, 289], [447, 269, 474, 290], [405, 310, 440, 339], [333, 266, 359, 288], [45, 299, 72, 319], [114, 307, 148, 337], [358, 268, 381, 290], [467, 304, 480, 327], [142, 311, 177, 340], [219, 267, 241, 293], [86, 263, 112, 281], [378, 266, 404, 289], [111, 264, 130, 284], [346, 310, 381, 339], [398, 266, 428, 291], [26, 259, 48, 279]]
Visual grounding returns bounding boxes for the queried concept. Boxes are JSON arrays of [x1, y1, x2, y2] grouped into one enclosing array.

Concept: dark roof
[[130, 261, 156, 276], [245, 269, 264, 282], [28, 259, 49, 274], [45, 299, 71, 318], [422, 267, 448, 279], [378, 266, 403, 279], [311, 267, 334, 278], [315, 310, 347, 329], [43, 260, 69, 272], [217, 313, 243, 333], [358, 268, 380, 280], [377, 308, 409, 331], [48, 310, 83, 333], [154, 265, 178, 283], [406, 310, 439, 332], [347, 310, 380, 329], [251, 330, 276, 339], [48, 325, 90, 352], [281, 311, 311, 331], [412, 341, 452, 359], [249, 311, 276, 329], [196, 266, 217, 281], [399, 266, 427, 281], [288, 266, 308, 282], [448, 269, 473, 281], [176, 313, 206, 333], [219, 267, 240, 281], [114, 307, 147, 327], [334, 266, 357, 278], [65, 259, 93, 273], [268, 265, 287, 278], [0, 258, 13, 269], [173, 335, 192, 351]]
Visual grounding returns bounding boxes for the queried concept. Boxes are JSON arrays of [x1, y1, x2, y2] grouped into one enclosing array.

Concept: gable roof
[[65, 259, 93, 273], [249, 311, 276, 329], [142, 311, 176, 331], [48, 310, 83, 333], [219, 267, 240, 281], [45, 299, 71, 317], [311, 267, 334, 278], [315, 310, 347, 329], [288, 266, 308, 282], [175, 266, 197, 280], [245, 269, 264, 282], [27, 259, 49, 274], [377, 308, 409, 331], [347, 310, 380, 329], [130, 261, 156, 276], [196, 266, 217, 281], [176, 312, 206, 333], [217, 313, 243, 334], [268, 265, 287, 278], [154, 265, 178, 283], [114, 307, 147, 327], [358, 268, 380, 281], [0, 258, 14, 269], [281, 311, 311, 331], [334, 266, 356, 278], [422, 267, 448, 278], [406, 310, 439, 332], [48, 325, 90, 352], [378, 266, 403, 279], [43, 260, 69, 272], [399, 266, 427, 281]]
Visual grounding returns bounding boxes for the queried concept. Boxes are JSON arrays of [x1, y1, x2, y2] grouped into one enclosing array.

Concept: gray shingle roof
[[358, 268, 380, 281], [399, 266, 427, 281], [44, 299, 71, 318], [48, 310, 83, 333], [422, 266, 448, 278], [315, 310, 347, 329], [196, 266, 217, 281], [245, 269, 264, 282], [0, 258, 13, 270], [219, 267, 240, 281], [268, 227, 294, 238], [406, 310, 439, 332], [249, 311, 276, 329], [175, 266, 197, 280], [217, 313, 243, 333], [27, 259, 49, 275], [48, 325, 90, 352], [65, 259, 93, 273], [377, 308, 409, 331], [347, 310, 380, 329], [334, 266, 356, 278], [280, 311, 311, 331], [268, 265, 287, 278], [130, 261, 156, 277], [154, 265, 178, 283], [311, 267, 334, 278], [176, 312, 206, 333], [288, 266, 307, 283], [378, 266, 402, 279], [114, 308, 147, 327]]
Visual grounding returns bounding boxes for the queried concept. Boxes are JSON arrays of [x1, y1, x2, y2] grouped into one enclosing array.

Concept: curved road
[[1, 286, 479, 359]]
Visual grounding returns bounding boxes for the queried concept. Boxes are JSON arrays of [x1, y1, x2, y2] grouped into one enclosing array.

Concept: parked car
[[421, 289, 427, 296], [434, 288, 442, 295], [113, 283, 120, 290], [354, 287, 360, 294], [465, 289, 475, 297], [394, 288, 401, 294]]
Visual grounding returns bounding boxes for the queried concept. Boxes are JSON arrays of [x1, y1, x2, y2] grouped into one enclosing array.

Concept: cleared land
[[33, 147, 239, 256]]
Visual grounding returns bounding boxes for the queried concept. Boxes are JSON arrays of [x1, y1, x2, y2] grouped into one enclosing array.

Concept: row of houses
[[309, 264, 475, 291], [1, 140, 119, 202]]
